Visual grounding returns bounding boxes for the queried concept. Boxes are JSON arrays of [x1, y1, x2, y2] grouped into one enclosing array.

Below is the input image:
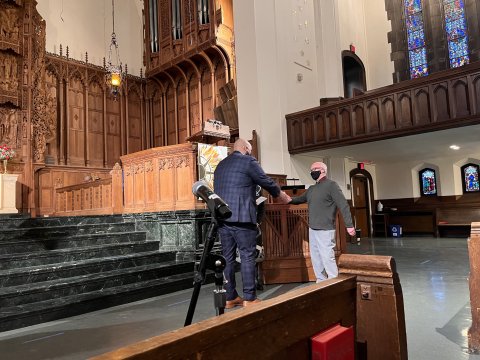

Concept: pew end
[[91, 254, 407, 360]]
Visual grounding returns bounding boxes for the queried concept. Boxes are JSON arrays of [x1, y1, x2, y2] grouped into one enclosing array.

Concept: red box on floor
[[311, 324, 354, 360]]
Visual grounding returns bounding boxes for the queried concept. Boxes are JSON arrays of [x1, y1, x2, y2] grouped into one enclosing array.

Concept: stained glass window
[[404, 0, 428, 78], [461, 163, 479, 193], [419, 168, 437, 196], [443, 0, 470, 68]]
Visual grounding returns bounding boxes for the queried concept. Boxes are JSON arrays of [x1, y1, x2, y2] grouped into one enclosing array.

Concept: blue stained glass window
[[462, 164, 480, 193], [404, 0, 428, 79], [443, 0, 469, 68], [420, 168, 437, 196], [404, 0, 422, 14]]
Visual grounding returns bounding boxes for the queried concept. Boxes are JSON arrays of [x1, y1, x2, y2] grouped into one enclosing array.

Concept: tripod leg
[[213, 259, 226, 315], [184, 221, 218, 326]]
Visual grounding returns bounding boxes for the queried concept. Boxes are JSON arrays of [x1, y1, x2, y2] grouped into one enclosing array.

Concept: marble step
[[0, 271, 198, 332], [0, 248, 172, 288], [0, 215, 126, 229], [0, 222, 137, 241], [0, 241, 161, 270], [0, 231, 147, 255], [0, 260, 193, 307]]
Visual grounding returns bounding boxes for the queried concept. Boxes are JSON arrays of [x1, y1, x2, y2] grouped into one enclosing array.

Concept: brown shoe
[[225, 296, 243, 309], [243, 298, 262, 307]]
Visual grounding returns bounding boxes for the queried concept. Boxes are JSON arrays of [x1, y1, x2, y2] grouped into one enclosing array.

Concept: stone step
[[0, 231, 147, 255], [0, 241, 160, 270], [0, 249, 172, 287], [0, 215, 126, 229], [0, 260, 193, 307], [0, 222, 137, 241], [0, 272, 198, 332]]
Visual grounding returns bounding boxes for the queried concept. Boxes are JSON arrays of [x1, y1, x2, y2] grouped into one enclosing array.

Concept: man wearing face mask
[[289, 161, 356, 283], [214, 138, 291, 307]]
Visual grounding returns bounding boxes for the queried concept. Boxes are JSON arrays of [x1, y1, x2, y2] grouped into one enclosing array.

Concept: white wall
[[375, 153, 480, 199], [36, 0, 144, 76], [363, 0, 394, 89]]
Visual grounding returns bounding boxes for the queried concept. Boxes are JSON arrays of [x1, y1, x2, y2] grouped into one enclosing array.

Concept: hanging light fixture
[[106, 0, 123, 98]]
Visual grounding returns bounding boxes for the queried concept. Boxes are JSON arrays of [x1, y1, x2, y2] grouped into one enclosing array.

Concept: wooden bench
[[92, 255, 407, 360], [435, 207, 480, 237]]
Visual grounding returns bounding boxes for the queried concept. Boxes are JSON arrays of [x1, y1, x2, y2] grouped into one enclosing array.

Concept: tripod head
[[192, 180, 232, 220]]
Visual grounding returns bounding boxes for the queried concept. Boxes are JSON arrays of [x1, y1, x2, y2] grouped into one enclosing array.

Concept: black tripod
[[184, 210, 228, 326]]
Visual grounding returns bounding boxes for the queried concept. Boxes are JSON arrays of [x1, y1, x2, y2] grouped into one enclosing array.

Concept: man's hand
[[277, 191, 292, 204], [347, 227, 356, 236]]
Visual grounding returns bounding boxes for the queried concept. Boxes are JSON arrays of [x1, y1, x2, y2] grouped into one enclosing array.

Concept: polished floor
[[0, 236, 479, 359]]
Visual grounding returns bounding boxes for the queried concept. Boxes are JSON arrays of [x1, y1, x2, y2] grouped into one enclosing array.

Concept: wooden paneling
[[55, 178, 114, 216], [121, 143, 200, 213], [261, 204, 347, 284], [127, 89, 143, 154], [201, 71, 213, 122], [105, 95, 122, 166], [286, 62, 480, 153], [189, 76, 201, 135], [177, 79, 187, 143], [152, 90, 164, 147], [36, 166, 112, 215], [68, 77, 85, 166], [166, 86, 176, 145], [87, 80, 104, 167]]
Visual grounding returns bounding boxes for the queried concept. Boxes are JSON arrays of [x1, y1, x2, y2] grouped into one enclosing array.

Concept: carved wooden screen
[[44, 69, 58, 164], [68, 76, 86, 166], [201, 70, 213, 121], [106, 95, 122, 167], [177, 79, 188, 143], [87, 80, 104, 167], [214, 63, 226, 105], [127, 88, 143, 154], [152, 89, 164, 147], [189, 75, 201, 134], [166, 85, 176, 144]]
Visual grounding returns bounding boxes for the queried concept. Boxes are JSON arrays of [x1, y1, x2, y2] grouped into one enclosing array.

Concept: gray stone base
[[122, 210, 214, 262]]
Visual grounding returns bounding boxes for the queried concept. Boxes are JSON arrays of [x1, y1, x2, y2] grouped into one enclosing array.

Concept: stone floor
[[0, 236, 479, 359]]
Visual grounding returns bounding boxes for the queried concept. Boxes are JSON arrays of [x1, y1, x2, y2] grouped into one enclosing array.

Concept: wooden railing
[[261, 204, 347, 284], [53, 144, 204, 216], [55, 178, 120, 216], [286, 61, 480, 154]]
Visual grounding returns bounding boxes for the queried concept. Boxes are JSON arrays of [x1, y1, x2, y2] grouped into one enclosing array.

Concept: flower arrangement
[[0, 144, 15, 160]]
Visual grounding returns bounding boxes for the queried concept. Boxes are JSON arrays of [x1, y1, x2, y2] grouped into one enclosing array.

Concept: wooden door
[[352, 176, 370, 237]]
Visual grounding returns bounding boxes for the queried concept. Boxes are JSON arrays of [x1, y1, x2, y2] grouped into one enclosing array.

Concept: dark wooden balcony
[[286, 62, 480, 154]]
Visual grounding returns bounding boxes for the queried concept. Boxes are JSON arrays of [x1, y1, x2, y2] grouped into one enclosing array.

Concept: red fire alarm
[[350, 44, 356, 53], [358, 162, 365, 170]]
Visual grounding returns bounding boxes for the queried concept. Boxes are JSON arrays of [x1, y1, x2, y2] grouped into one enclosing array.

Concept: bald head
[[310, 161, 327, 181], [234, 138, 252, 155]]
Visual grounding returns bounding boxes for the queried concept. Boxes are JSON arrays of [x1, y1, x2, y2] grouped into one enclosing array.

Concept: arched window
[[461, 163, 479, 193], [419, 168, 437, 196], [404, 0, 428, 79], [443, 0, 469, 68]]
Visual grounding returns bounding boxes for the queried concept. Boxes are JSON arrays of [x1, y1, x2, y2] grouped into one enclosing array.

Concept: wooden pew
[[435, 207, 480, 237], [91, 254, 407, 360]]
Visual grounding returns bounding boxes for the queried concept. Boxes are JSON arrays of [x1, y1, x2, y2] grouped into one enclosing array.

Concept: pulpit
[[0, 174, 18, 214]]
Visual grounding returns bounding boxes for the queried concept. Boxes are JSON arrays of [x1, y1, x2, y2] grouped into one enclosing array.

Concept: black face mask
[[311, 171, 321, 181]]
